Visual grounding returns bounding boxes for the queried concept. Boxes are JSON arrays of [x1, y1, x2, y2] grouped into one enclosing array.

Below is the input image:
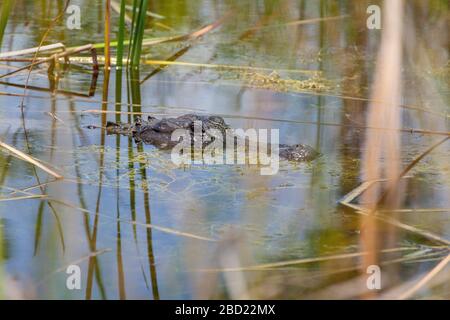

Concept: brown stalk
[[0, 140, 63, 179], [374, 136, 450, 212], [0, 44, 94, 79], [398, 254, 450, 300], [104, 0, 111, 70]]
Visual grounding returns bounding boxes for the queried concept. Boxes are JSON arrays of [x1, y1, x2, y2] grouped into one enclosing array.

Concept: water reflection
[[0, 0, 449, 299]]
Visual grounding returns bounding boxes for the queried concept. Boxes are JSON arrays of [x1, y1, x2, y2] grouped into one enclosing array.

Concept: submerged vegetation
[[232, 70, 334, 93], [0, 0, 449, 300]]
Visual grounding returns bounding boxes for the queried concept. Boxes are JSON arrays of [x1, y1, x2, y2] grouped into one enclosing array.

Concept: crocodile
[[104, 114, 319, 162]]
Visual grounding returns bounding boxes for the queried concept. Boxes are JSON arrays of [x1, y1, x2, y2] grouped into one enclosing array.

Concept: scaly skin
[[105, 114, 319, 162]]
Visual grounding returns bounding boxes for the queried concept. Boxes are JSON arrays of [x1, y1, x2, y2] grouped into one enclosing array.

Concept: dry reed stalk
[[0, 194, 47, 202], [36, 248, 112, 287], [340, 178, 450, 246], [375, 136, 450, 209], [104, 0, 111, 69], [360, 0, 405, 284], [243, 15, 349, 33], [0, 44, 94, 79], [196, 247, 418, 272], [49, 198, 216, 242], [0, 43, 65, 59], [398, 254, 450, 300], [0, 140, 63, 179]]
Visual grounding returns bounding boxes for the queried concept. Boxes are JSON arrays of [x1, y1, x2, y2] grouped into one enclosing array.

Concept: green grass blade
[[130, 0, 149, 66], [116, 0, 127, 68], [0, 0, 13, 48]]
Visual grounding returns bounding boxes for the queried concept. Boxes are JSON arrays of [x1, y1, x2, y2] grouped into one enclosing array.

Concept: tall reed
[[0, 0, 13, 48], [128, 0, 149, 67], [116, 0, 127, 69], [104, 0, 111, 69], [360, 0, 404, 298]]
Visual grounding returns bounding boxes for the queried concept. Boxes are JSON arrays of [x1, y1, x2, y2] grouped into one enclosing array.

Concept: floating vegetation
[[230, 70, 334, 93], [0, 0, 448, 301]]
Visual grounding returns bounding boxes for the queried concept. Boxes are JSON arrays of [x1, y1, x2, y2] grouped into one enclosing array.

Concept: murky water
[[0, 0, 449, 299]]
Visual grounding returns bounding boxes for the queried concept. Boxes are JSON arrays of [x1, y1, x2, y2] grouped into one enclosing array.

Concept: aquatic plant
[[115, 0, 127, 69], [128, 0, 149, 67], [0, 0, 13, 47]]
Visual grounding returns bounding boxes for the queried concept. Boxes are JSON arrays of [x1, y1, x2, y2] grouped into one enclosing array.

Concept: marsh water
[[0, 0, 449, 299]]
